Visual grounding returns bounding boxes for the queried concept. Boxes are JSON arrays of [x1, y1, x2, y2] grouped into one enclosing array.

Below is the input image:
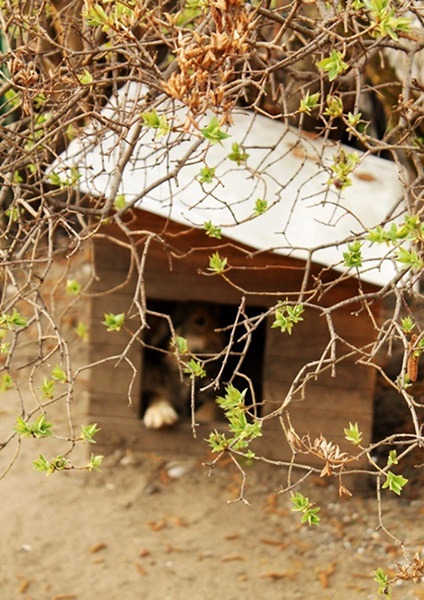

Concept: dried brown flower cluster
[[163, 0, 257, 118], [388, 553, 424, 588], [285, 417, 354, 479]]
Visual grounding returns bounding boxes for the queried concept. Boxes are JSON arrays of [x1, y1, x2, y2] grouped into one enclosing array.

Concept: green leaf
[[87, 453, 104, 472], [33, 415, 53, 437], [83, 3, 110, 30], [183, 359, 206, 378], [324, 95, 344, 117], [102, 313, 125, 332], [344, 421, 363, 446], [290, 491, 310, 512], [395, 247, 424, 271], [140, 109, 170, 138], [291, 492, 321, 526], [177, 5, 203, 24], [271, 301, 304, 335], [40, 378, 55, 400], [207, 430, 229, 452], [66, 279, 81, 296], [0, 309, 28, 330], [140, 109, 160, 129], [208, 252, 228, 274], [253, 198, 268, 216], [51, 366, 67, 383], [387, 450, 398, 467], [367, 225, 391, 245], [0, 373, 14, 392], [401, 316, 415, 334], [382, 470, 408, 495], [141, 110, 158, 127], [200, 116, 231, 145], [366, 218, 416, 246], [204, 220, 222, 239], [214, 385, 262, 451], [80, 424, 101, 444], [14, 415, 53, 438], [316, 50, 348, 81], [366, 0, 411, 40], [198, 166, 216, 184], [14, 416, 30, 437], [301, 506, 321, 526], [33, 454, 69, 474], [114, 194, 126, 210], [32, 454, 51, 473], [78, 69, 94, 85], [185, 0, 209, 9], [343, 241, 363, 268], [49, 172, 63, 187], [329, 150, 359, 189], [12, 170, 23, 184], [216, 385, 247, 412], [49, 167, 81, 189], [299, 91, 321, 115], [75, 321, 89, 341], [172, 335, 189, 354], [5, 206, 21, 222], [227, 142, 249, 165], [0, 342, 10, 355], [374, 567, 392, 598], [347, 112, 362, 127]]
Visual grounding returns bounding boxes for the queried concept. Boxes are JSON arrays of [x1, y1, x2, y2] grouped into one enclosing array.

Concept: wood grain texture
[[85, 209, 379, 458]]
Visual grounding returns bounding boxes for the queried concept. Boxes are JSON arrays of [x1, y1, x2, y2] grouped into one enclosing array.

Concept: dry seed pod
[[407, 351, 419, 382], [407, 334, 419, 383]]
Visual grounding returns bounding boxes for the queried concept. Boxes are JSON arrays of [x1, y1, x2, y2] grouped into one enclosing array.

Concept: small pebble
[[166, 462, 193, 479]]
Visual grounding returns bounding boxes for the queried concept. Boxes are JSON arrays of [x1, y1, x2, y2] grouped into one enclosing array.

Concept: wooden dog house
[[85, 211, 381, 463], [53, 82, 405, 464]]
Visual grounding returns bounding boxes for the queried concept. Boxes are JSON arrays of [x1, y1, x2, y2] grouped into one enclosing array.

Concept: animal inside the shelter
[[142, 302, 226, 429]]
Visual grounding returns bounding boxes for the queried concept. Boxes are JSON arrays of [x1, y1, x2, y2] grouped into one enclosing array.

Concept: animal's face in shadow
[[142, 302, 226, 429], [172, 304, 225, 354]]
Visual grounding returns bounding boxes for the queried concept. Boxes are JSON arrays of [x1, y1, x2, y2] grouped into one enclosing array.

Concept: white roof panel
[[52, 82, 406, 287]]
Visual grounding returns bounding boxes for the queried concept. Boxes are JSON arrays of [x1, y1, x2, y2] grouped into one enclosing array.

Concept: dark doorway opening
[[140, 299, 266, 426]]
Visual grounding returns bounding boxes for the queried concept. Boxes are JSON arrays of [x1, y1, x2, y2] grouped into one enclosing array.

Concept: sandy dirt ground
[[1, 413, 424, 600], [3, 221, 424, 600]]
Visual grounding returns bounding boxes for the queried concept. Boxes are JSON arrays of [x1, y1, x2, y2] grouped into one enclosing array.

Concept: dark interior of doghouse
[[139, 298, 267, 424]]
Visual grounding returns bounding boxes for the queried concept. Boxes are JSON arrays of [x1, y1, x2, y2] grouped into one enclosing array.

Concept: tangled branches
[[0, 0, 424, 594]]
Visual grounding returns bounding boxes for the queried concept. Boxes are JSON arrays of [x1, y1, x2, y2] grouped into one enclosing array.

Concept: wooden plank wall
[[86, 213, 379, 466], [98, 209, 374, 307], [261, 308, 376, 465], [87, 239, 142, 422]]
